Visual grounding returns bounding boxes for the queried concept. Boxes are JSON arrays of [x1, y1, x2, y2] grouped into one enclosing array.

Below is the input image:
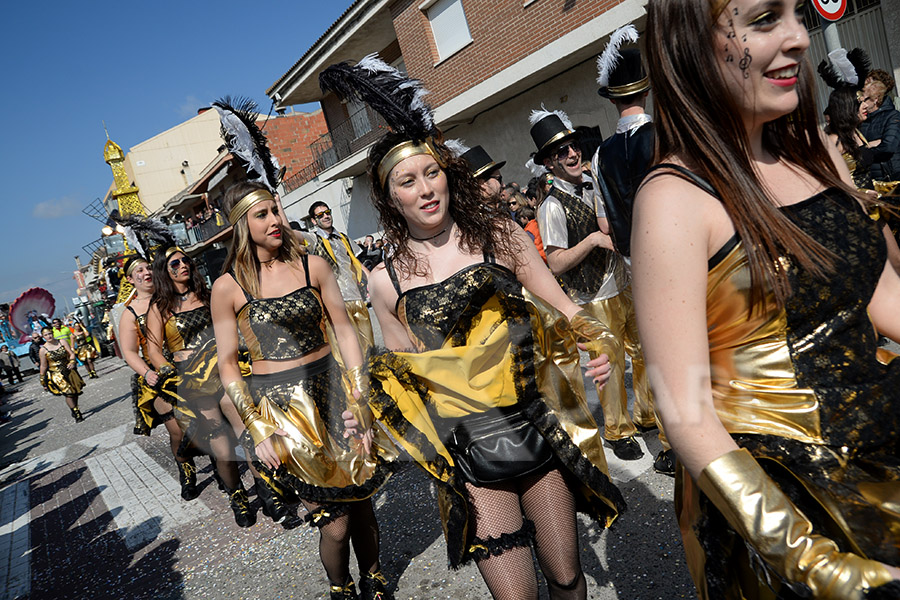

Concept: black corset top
[[388, 256, 525, 351], [233, 259, 328, 361], [164, 306, 213, 353]]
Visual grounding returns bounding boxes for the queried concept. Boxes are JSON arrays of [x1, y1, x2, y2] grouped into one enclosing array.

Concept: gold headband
[[710, 0, 729, 19], [165, 246, 185, 260], [377, 138, 445, 188], [228, 189, 275, 224], [125, 257, 148, 277]]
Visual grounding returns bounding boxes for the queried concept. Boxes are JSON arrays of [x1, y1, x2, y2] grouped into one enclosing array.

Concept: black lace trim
[[865, 581, 900, 599], [465, 519, 536, 563], [303, 501, 352, 528]]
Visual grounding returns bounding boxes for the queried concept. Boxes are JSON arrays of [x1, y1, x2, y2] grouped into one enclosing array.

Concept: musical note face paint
[[714, 0, 809, 128]]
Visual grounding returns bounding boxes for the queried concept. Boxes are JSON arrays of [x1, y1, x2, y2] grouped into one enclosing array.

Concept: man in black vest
[[592, 25, 673, 475], [530, 107, 643, 460]]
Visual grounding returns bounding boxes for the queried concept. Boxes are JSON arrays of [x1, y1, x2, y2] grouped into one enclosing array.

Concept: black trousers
[[3, 366, 23, 384]]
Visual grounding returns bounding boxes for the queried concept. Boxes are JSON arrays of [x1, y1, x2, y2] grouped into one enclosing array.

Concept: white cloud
[[177, 94, 203, 118], [32, 197, 82, 219]]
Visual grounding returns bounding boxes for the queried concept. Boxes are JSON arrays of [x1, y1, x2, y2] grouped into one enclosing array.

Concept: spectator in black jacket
[[859, 69, 900, 181], [28, 331, 43, 367]]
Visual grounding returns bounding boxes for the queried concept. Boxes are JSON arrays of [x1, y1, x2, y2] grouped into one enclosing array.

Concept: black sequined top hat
[[460, 145, 506, 179], [529, 108, 577, 164], [596, 25, 650, 99]]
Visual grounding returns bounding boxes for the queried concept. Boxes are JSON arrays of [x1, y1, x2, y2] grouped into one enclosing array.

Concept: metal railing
[[281, 106, 389, 193]]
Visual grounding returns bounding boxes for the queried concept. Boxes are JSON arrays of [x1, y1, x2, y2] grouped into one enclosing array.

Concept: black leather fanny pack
[[448, 407, 554, 484]]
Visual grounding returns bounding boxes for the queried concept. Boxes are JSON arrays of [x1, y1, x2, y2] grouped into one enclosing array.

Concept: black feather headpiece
[[212, 96, 282, 190], [817, 47, 870, 91], [318, 54, 436, 143]]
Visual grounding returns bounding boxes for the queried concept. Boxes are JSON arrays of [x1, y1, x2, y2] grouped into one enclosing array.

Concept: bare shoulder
[[368, 264, 396, 301], [210, 271, 238, 295]]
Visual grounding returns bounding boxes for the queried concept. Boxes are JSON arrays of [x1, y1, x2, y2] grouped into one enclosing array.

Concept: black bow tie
[[574, 181, 593, 195]]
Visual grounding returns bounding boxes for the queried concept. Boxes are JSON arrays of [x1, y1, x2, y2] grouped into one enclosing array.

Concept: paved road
[[0, 348, 697, 600]]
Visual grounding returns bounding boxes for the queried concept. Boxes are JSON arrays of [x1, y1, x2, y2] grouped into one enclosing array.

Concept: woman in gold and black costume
[[211, 181, 396, 600], [119, 256, 198, 500], [321, 56, 624, 600], [70, 320, 98, 379], [633, 1, 900, 598], [39, 325, 86, 423], [145, 247, 256, 527]]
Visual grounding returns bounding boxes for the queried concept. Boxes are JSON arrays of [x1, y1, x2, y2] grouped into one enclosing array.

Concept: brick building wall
[[257, 110, 328, 179], [391, 0, 625, 107]]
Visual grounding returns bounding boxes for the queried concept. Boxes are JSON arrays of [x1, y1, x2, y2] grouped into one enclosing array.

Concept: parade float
[[0, 287, 56, 370]]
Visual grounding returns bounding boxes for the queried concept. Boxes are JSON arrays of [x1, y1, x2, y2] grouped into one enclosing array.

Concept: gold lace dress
[[679, 188, 900, 599]]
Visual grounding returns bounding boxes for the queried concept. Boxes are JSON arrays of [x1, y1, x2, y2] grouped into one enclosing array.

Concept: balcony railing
[[282, 105, 389, 193]]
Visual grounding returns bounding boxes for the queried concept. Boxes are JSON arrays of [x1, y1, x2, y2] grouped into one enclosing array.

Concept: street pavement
[[0, 340, 697, 599]]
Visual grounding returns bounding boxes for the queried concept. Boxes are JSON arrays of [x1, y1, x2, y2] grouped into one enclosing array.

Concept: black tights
[[196, 403, 240, 490], [302, 498, 381, 586], [466, 468, 586, 600], [154, 397, 185, 461]]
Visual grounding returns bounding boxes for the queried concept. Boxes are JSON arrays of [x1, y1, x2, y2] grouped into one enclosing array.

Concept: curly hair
[[220, 181, 305, 298], [150, 248, 210, 318], [367, 131, 519, 277]]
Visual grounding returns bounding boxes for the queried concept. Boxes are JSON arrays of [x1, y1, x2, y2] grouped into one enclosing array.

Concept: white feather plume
[[596, 25, 639, 87], [528, 104, 573, 130], [122, 226, 145, 259], [444, 139, 469, 157], [214, 107, 269, 188], [525, 156, 547, 177], [827, 48, 858, 85]]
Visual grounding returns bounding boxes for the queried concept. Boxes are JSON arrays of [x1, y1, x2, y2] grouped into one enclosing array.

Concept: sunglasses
[[168, 257, 191, 271], [553, 143, 579, 161], [314, 210, 332, 219]]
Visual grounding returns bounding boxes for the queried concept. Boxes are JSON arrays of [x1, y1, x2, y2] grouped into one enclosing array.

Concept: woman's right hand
[[255, 430, 288, 471]]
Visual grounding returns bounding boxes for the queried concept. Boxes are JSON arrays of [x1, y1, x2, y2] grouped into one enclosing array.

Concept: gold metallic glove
[[345, 366, 373, 431], [698, 448, 893, 599], [569, 309, 621, 359], [225, 380, 278, 446]]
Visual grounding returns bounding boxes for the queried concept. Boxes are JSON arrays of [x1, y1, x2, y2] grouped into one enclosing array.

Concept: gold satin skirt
[[45, 365, 84, 396], [248, 354, 397, 503], [75, 344, 98, 361], [131, 372, 162, 436]]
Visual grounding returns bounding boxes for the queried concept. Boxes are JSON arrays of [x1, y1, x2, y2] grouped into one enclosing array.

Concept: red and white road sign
[[812, 0, 847, 21]]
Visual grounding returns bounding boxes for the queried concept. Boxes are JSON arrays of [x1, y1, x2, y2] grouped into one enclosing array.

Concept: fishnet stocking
[[465, 467, 586, 600], [302, 499, 381, 586]]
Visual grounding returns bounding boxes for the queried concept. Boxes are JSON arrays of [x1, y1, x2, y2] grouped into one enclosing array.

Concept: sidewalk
[[0, 357, 696, 600]]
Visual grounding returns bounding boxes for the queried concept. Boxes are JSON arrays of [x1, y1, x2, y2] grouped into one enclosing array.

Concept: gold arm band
[[228, 190, 275, 225], [377, 137, 445, 188], [225, 380, 278, 446], [569, 309, 622, 360], [345, 366, 373, 431], [699, 449, 894, 599]]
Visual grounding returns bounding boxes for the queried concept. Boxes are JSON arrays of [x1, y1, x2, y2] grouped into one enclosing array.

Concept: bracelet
[[144, 368, 153, 379]]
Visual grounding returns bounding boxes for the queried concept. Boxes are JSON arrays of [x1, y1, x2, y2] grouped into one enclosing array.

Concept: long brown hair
[[645, 0, 852, 308], [150, 248, 210, 318], [221, 181, 306, 298], [367, 131, 519, 277]]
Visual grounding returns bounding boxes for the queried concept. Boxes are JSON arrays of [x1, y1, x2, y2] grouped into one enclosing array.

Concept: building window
[[422, 0, 472, 61]]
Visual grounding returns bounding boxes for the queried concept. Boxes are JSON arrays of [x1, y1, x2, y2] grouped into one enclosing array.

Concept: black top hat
[[530, 114, 577, 163], [460, 145, 506, 178], [598, 48, 650, 99]]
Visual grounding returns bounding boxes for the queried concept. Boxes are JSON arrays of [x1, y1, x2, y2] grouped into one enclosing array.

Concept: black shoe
[[89, 371, 99, 379], [360, 571, 392, 600], [330, 579, 359, 600], [255, 478, 290, 524], [227, 487, 257, 528], [653, 449, 676, 477], [178, 459, 200, 501], [71, 407, 85, 423], [607, 436, 643, 460], [0, 412, 11, 424]]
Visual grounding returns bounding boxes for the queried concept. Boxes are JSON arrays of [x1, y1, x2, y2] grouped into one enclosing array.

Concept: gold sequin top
[[233, 256, 327, 361], [707, 187, 898, 448]]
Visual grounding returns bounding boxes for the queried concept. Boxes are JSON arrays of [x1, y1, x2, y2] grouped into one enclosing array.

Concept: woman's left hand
[[341, 409, 374, 455], [580, 345, 612, 389]]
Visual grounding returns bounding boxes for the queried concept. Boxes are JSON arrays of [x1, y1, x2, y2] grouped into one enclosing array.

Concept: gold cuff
[[569, 309, 622, 359], [345, 366, 373, 431], [699, 449, 894, 599], [225, 380, 278, 446]]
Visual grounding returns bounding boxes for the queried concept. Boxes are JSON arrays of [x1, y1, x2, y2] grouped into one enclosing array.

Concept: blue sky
[[0, 1, 353, 314]]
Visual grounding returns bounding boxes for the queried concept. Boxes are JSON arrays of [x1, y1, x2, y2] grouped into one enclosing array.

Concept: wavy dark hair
[[150, 248, 210, 318], [367, 131, 518, 278], [220, 180, 306, 298], [824, 87, 864, 163], [645, 0, 855, 309]]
